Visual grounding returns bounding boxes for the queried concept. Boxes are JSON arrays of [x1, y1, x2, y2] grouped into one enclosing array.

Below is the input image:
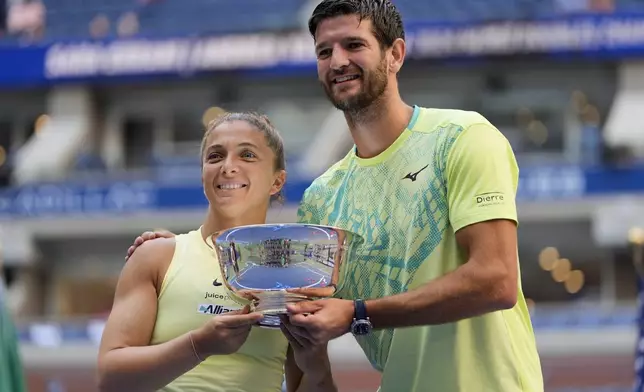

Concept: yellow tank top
[[150, 229, 288, 392]]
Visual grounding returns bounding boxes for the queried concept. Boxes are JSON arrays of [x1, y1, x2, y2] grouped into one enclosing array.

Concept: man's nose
[[330, 48, 350, 71]]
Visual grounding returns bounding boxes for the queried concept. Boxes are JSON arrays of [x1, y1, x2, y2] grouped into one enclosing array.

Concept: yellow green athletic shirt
[[297, 106, 543, 392], [150, 229, 288, 392]]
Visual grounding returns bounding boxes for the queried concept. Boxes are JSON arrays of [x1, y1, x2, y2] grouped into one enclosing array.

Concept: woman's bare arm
[[97, 238, 201, 392]]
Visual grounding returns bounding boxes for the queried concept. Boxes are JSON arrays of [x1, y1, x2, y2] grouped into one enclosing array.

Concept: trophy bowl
[[210, 223, 361, 329]]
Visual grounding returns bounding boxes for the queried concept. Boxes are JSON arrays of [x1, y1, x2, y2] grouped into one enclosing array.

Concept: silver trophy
[[209, 223, 361, 329]]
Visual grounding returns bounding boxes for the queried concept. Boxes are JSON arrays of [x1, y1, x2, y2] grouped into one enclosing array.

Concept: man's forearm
[[365, 259, 517, 329], [98, 331, 200, 392]]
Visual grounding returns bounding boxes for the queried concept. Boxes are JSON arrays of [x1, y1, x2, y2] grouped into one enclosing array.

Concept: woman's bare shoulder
[[120, 237, 177, 287]]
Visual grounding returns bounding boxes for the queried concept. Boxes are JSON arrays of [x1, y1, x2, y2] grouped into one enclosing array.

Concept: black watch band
[[350, 299, 372, 336], [354, 299, 368, 320]]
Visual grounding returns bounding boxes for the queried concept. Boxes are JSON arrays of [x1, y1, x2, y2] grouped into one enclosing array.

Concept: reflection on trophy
[[209, 224, 361, 328]]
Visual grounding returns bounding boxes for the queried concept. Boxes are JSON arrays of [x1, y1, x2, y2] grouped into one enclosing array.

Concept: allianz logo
[[198, 304, 238, 315]]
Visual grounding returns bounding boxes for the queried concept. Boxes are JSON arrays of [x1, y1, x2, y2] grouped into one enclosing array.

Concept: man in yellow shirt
[[284, 1, 544, 391]]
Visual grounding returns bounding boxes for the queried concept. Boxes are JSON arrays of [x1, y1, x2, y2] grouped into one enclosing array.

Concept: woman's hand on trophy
[[236, 289, 262, 303], [279, 315, 330, 374], [191, 305, 264, 357]]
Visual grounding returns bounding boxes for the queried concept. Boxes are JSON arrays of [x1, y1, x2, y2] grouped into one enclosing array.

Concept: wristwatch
[[350, 299, 373, 336]]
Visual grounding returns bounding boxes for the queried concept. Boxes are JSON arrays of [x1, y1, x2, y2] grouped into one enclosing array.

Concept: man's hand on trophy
[[125, 230, 176, 261], [279, 315, 330, 374], [191, 305, 264, 357], [285, 299, 354, 345]]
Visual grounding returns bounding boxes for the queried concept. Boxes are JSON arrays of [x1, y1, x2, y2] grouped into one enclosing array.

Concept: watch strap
[[354, 299, 367, 320]]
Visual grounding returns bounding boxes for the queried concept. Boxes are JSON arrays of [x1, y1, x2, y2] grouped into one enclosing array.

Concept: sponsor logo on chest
[[197, 303, 238, 315], [197, 274, 241, 314]]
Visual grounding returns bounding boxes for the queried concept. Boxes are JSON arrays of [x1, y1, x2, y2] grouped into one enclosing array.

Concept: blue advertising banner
[[0, 177, 309, 219], [3, 14, 644, 86], [517, 164, 644, 200], [0, 164, 641, 219]]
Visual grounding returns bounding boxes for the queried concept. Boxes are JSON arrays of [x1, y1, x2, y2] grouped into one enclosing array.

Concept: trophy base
[[257, 314, 283, 329], [252, 291, 312, 329]]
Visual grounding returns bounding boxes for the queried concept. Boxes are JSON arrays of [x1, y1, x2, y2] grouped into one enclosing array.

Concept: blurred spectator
[[579, 105, 603, 166], [0, 260, 26, 392], [89, 14, 110, 39], [590, 0, 615, 12], [556, 0, 614, 13], [117, 11, 139, 38], [6, 0, 44, 42]]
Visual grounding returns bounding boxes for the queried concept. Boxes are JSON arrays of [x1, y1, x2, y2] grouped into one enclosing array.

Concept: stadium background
[[1, 0, 644, 391]]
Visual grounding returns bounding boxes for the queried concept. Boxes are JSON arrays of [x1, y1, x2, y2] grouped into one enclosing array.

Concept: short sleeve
[[446, 123, 519, 232]]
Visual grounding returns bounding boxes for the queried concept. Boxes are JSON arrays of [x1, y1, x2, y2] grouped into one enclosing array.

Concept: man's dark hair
[[308, 0, 405, 49]]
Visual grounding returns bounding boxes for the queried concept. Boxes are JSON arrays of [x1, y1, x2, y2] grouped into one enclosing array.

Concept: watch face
[[351, 319, 372, 336]]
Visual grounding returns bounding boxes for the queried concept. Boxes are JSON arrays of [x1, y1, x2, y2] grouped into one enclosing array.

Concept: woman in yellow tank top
[[97, 112, 337, 392]]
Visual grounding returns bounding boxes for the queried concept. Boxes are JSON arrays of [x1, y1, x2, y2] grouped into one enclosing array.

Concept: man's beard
[[323, 58, 388, 113]]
